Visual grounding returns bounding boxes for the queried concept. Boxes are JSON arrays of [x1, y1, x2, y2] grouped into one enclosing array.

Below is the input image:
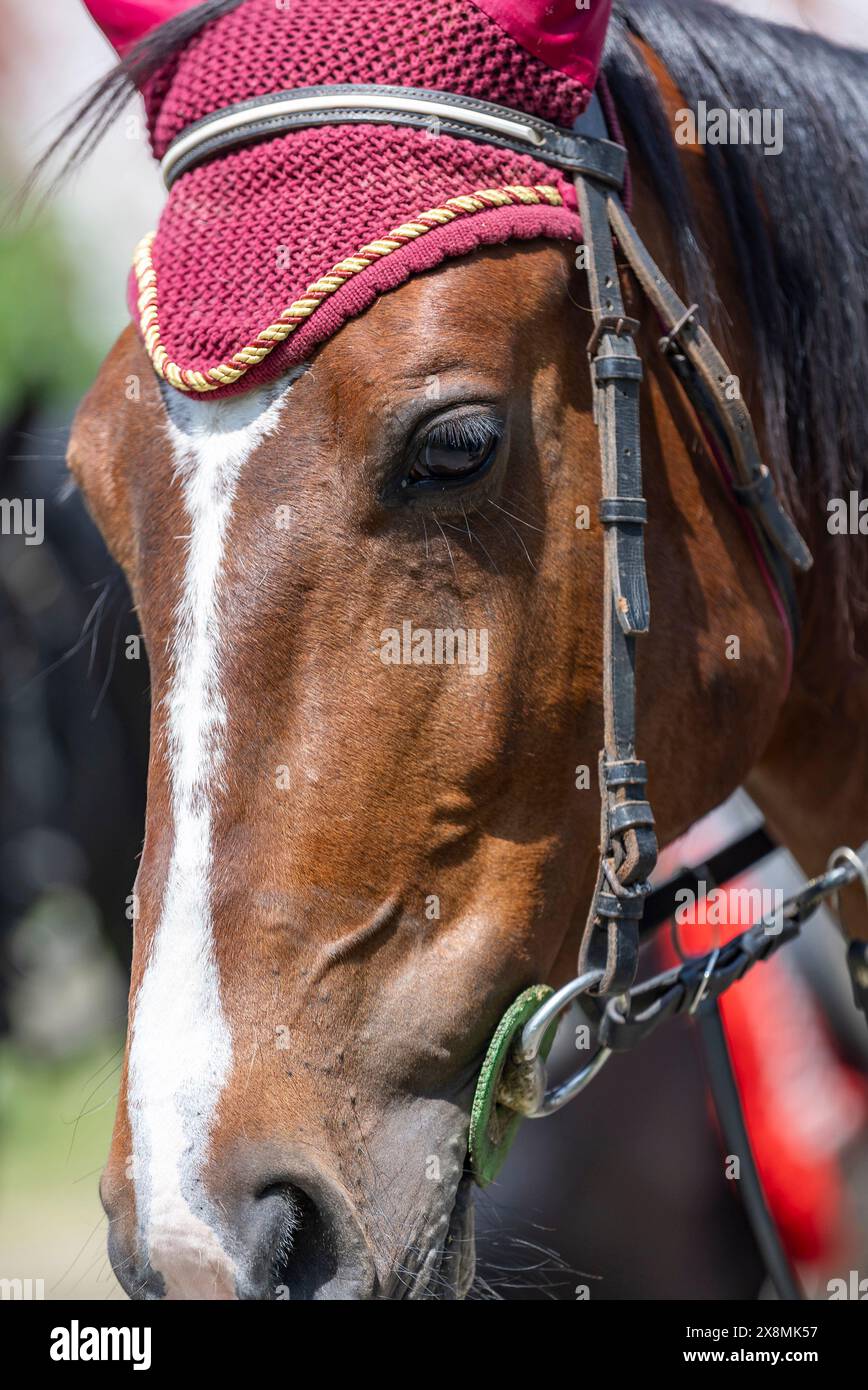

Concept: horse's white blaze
[[127, 382, 291, 1299]]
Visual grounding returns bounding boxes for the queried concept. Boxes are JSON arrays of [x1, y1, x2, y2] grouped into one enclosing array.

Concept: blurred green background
[[0, 0, 161, 1301]]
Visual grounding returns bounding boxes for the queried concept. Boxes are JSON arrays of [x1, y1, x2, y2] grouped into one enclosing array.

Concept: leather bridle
[[570, 96, 812, 1002], [162, 86, 812, 999], [163, 82, 868, 1301]]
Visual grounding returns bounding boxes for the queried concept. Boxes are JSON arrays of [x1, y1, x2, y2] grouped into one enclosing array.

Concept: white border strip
[[161, 91, 545, 184]]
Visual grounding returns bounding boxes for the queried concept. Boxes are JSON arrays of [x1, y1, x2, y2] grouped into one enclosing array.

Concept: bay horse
[[62, 0, 867, 1297]]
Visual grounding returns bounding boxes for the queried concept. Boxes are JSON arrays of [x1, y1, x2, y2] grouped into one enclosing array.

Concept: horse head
[[69, 0, 811, 1299]]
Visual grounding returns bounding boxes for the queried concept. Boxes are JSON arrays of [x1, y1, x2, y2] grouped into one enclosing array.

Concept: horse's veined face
[[70, 242, 607, 1298]]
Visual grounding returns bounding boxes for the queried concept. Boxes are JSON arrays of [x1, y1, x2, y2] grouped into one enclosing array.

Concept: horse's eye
[[406, 415, 502, 490]]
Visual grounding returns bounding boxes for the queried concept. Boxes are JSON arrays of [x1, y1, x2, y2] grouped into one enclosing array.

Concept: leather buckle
[[732, 465, 774, 508], [658, 302, 699, 355], [587, 313, 640, 359]]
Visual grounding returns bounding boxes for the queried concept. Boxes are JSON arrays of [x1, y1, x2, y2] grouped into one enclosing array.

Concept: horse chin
[[395, 1173, 476, 1302]]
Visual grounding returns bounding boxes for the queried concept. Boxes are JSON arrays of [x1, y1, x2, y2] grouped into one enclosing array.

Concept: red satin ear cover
[[82, 0, 197, 53], [466, 0, 611, 87], [85, 0, 613, 72]]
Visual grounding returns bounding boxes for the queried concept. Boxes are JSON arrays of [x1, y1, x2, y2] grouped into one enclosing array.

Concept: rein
[[163, 79, 867, 1299]]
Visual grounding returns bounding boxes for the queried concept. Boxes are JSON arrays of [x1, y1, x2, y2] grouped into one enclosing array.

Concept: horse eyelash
[[422, 414, 503, 453]]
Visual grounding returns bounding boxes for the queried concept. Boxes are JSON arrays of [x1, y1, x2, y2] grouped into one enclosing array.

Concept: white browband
[[161, 90, 546, 185]]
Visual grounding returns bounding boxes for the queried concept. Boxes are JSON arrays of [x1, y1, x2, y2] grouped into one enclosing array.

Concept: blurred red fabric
[[83, 0, 195, 53], [661, 884, 866, 1264]]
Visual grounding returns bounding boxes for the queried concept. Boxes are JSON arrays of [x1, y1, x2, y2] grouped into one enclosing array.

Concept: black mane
[[606, 0, 868, 536]]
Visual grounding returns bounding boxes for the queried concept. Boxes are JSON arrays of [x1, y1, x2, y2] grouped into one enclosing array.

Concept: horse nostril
[[247, 1176, 373, 1301], [259, 1182, 338, 1301]]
